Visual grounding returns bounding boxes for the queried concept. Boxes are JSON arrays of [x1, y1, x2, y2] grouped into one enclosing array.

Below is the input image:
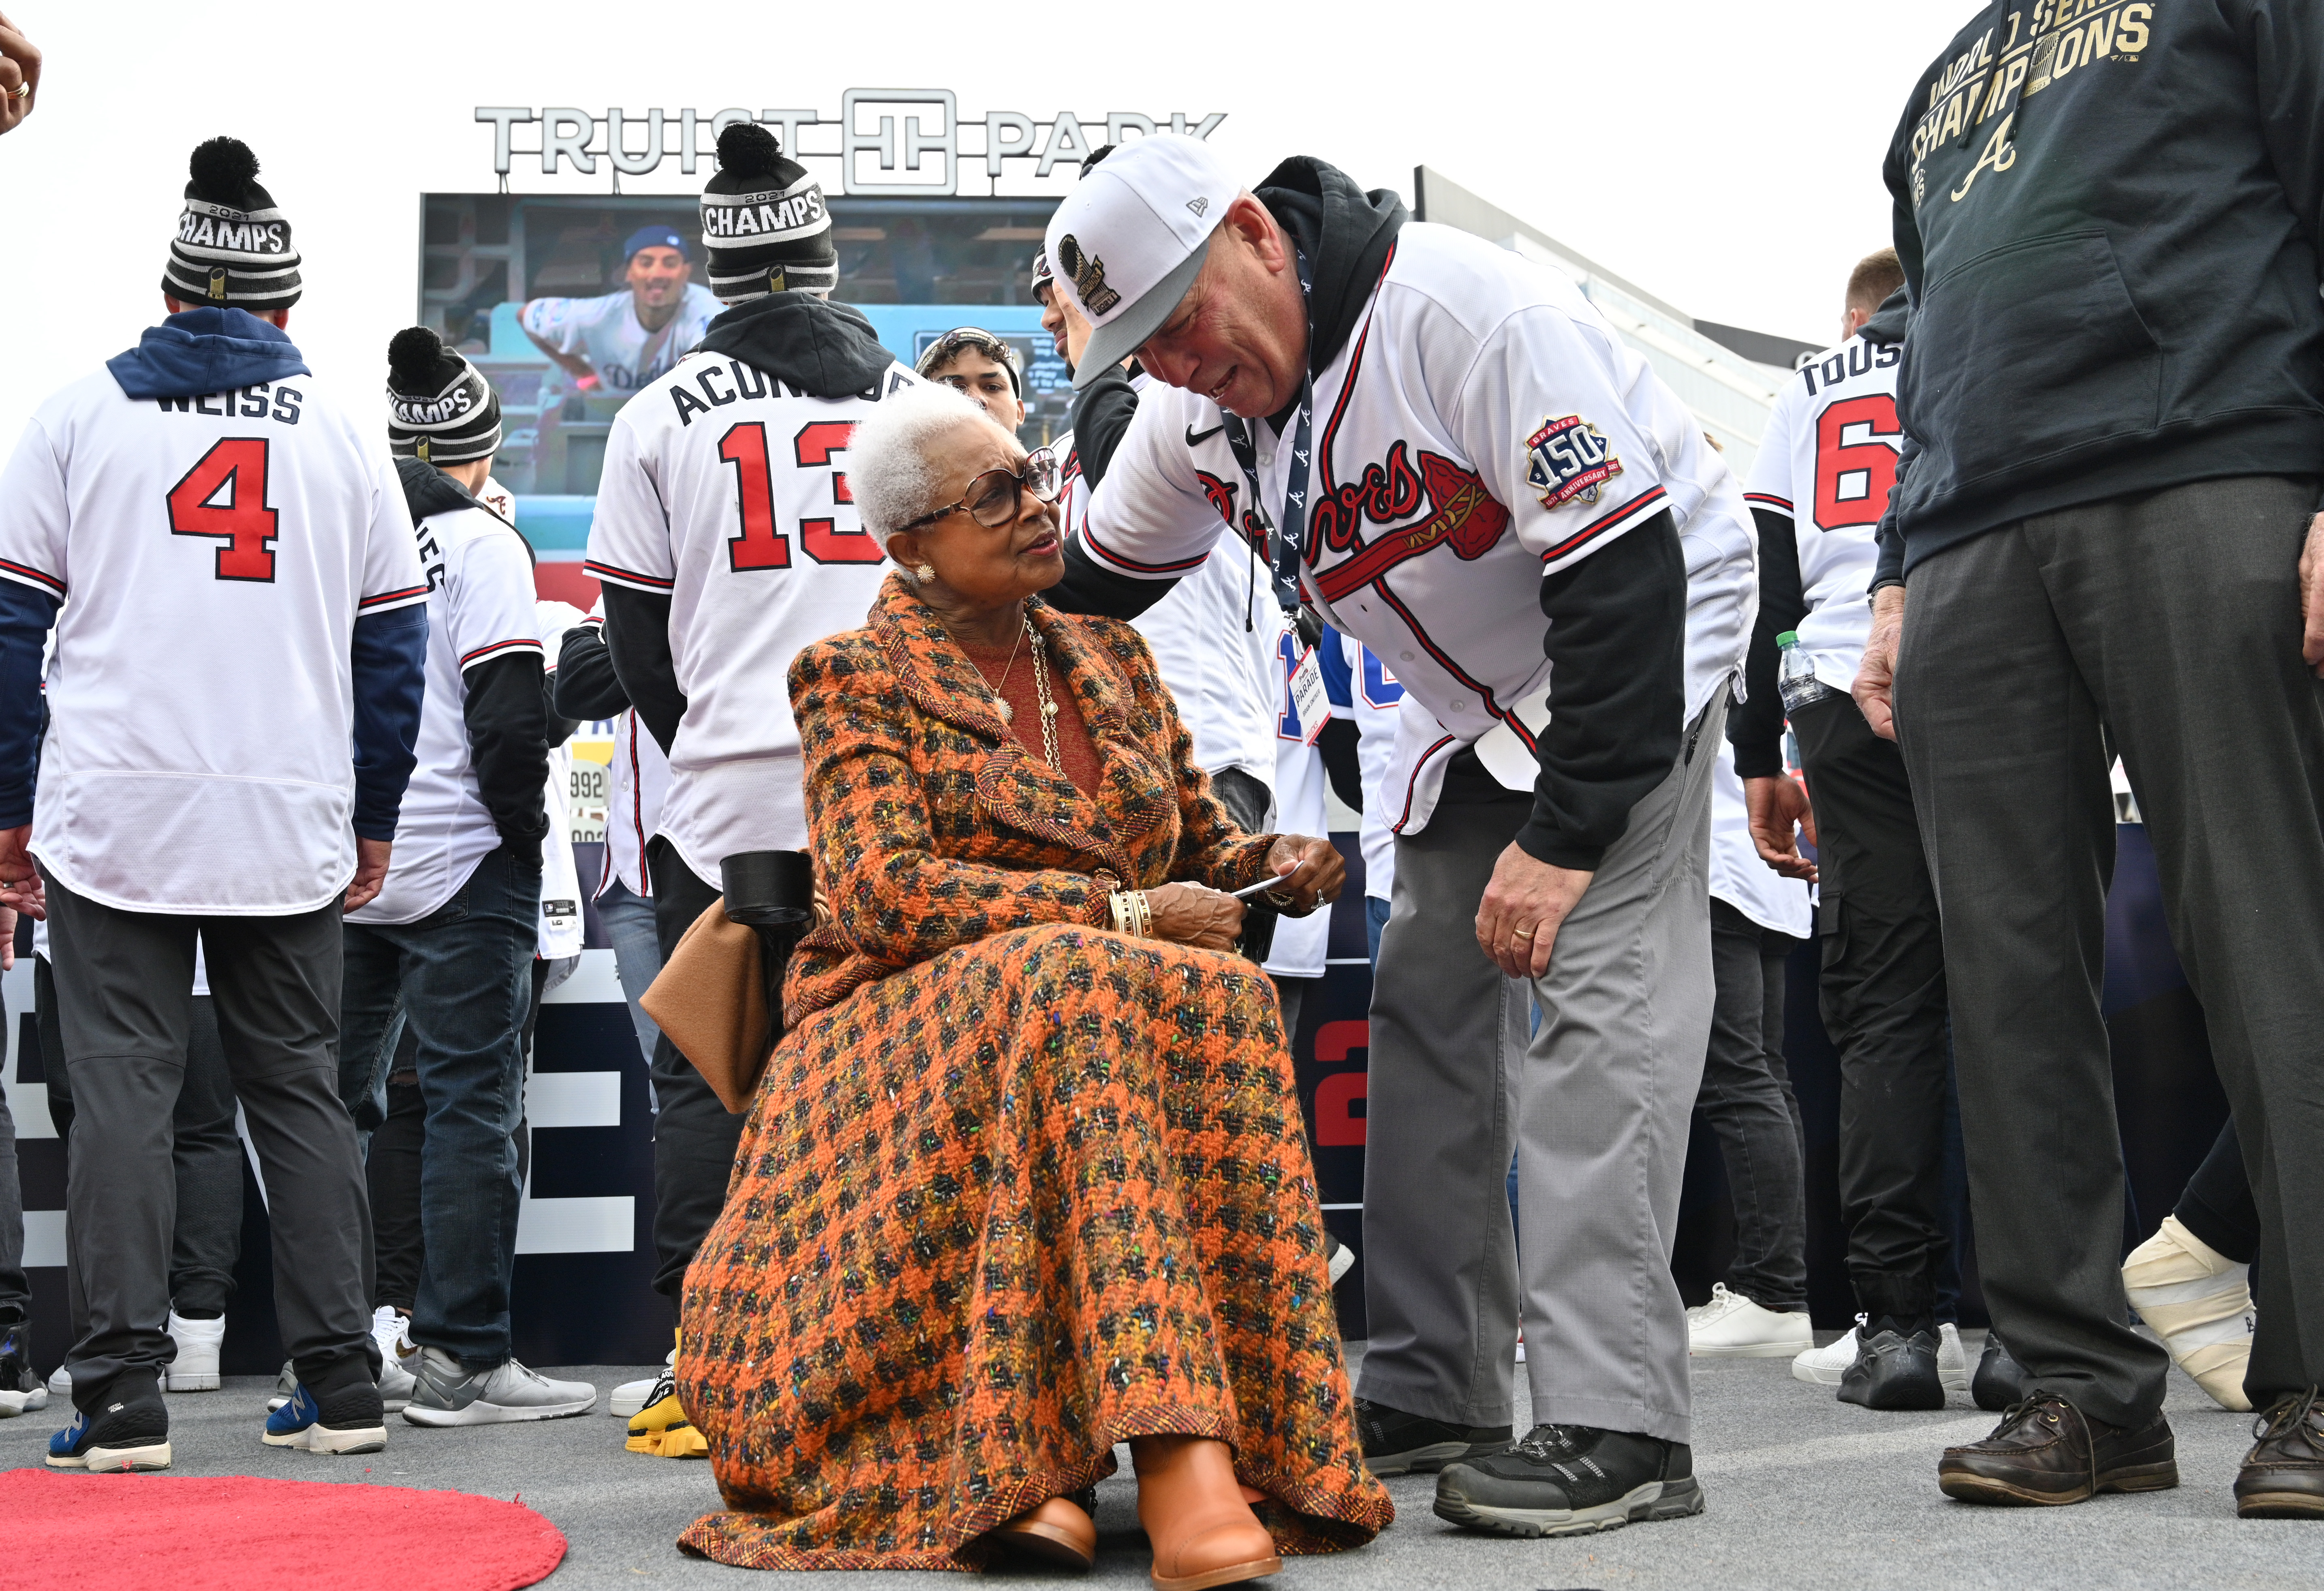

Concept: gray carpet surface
[[2, 1337, 2308, 1589]]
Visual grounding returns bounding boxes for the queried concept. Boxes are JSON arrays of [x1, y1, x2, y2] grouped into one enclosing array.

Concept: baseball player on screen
[[522, 227, 722, 398], [0, 138, 428, 1470], [1041, 134, 1755, 1537]]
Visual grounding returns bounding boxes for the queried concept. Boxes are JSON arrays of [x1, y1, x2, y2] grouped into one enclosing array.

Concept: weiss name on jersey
[[1741, 333, 1903, 692], [0, 370, 428, 913], [586, 351, 915, 887], [1083, 222, 1756, 838]]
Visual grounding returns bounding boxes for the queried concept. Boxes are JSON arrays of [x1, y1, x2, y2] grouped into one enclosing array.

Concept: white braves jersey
[[1708, 740, 1810, 938], [1334, 630, 1405, 904], [579, 602, 672, 900], [1741, 333, 1902, 693], [1058, 433, 1281, 790], [1085, 222, 1755, 838], [1261, 615, 1330, 981], [351, 500, 543, 925], [0, 368, 428, 913], [522, 285, 722, 395], [586, 350, 913, 887], [537, 600, 587, 960]]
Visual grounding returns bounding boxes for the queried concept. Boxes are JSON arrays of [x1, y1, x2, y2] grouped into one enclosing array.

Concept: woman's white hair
[[848, 381, 996, 549]]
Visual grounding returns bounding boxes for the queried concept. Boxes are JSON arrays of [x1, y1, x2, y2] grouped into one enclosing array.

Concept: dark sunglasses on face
[[899, 447, 1060, 533]]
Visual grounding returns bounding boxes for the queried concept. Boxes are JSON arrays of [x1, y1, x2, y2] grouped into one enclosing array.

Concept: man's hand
[[345, 837, 393, 913], [0, 824, 42, 921], [0, 904, 15, 971], [1260, 833, 1345, 914], [0, 11, 41, 135], [1744, 774, 1819, 882], [1474, 842, 1593, 981], [1854, 584, 1907, 742], [2300, 512, 2324, 677]]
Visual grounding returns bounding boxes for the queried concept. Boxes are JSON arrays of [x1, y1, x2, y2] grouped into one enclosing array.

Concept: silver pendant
[[995, 698, 1013, 723]]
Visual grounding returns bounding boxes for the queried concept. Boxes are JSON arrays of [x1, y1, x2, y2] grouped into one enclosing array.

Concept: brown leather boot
[[2236, 1387, 2324, 1519], [1132, 1435, 1282, 1591], [987, 1493, 1097, 1569], [1938, 1393, 2177, 1505]]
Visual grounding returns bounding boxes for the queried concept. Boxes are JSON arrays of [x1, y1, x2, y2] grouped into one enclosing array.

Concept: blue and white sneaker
[[264, 1380, 387, 1455], [48, 1391, 171, 1471], [0, 1322, 47, 1417]]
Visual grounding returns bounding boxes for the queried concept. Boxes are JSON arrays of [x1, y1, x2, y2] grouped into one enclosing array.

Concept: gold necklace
[[983, 617, 1028, 724], [1025, 623, 1063, 770]]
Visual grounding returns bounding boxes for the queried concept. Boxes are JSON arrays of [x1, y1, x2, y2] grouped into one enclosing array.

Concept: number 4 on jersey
[[166, 437, 278, 582]]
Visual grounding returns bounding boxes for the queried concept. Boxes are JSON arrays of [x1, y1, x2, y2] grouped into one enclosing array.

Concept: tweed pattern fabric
[[675, 576, 1388, 1570]]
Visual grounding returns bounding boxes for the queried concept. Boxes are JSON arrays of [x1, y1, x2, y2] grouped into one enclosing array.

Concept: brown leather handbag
[[640, 899, 769, 1114]]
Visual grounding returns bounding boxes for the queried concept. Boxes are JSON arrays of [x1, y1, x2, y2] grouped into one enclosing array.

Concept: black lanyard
[[1221, 247, 1315, 616]]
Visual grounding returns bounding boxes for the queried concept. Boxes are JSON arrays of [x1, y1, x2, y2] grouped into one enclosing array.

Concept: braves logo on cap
[[1525, 415, 1622, 508], [1054, 234, 1122, 317]]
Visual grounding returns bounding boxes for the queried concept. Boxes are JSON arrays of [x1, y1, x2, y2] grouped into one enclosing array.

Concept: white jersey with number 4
[[1741, 333, 1901, 694], [350, 497, 542, 925], [0, 370, 428, 913], [586, 350, 913, 887]]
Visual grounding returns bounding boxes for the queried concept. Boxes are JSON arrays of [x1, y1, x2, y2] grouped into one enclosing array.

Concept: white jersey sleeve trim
[[357, 583, 430, 614], [0, 560, 66, 600], [458, 636, 546, 669]]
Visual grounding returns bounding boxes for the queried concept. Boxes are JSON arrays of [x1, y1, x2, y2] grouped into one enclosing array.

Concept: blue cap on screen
[[624, 227, 688, 263]]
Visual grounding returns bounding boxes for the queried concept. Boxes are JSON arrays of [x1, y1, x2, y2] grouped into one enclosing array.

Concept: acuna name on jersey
[[668, 360, 909, 425], [156, 384, 304, 424]]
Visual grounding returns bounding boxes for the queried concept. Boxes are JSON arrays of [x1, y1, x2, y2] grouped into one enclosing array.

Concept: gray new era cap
[[1042, 135, 1240, 386]]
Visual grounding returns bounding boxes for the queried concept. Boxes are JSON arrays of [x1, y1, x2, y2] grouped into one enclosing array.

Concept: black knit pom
[[716, 121, 784, 181], [388, 326, 447, 387], [188, 137, 261, 203]]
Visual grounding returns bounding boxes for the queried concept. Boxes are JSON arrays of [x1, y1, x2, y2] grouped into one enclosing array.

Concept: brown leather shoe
[[987, 1493, 1097, 1570], [2236, 1387, 2324, 1519], [1133, 1435, 1282, 1591], [1938, 1394, 2178, 1505]]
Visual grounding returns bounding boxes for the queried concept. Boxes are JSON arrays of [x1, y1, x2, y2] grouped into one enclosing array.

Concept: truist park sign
[[475, 92, 1225, 195]]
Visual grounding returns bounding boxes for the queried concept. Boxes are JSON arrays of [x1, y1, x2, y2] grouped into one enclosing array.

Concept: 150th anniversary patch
[[1525, 414, 1621, 509]]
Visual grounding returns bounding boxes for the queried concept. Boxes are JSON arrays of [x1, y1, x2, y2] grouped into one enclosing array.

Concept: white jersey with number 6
[[1740, 332, 1902, 695], [0, 370, 428, 913], [585, 350, 913, 886]]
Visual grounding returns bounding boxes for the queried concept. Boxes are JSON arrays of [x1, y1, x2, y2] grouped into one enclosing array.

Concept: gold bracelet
[[1107, 890, 1129, 934], [1133, 891, 1153, 938]]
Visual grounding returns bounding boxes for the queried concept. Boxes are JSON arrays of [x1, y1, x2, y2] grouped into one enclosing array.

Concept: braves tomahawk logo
[[1308, 448, 1510, 604], [1525, 414, 1621, 509]]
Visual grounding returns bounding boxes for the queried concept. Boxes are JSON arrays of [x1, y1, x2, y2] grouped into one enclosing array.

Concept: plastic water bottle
[[1776, 631, 1835, 713]]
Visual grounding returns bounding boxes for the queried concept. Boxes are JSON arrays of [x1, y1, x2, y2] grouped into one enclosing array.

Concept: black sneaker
[[0, 1320, 45, 1417], [1354, 1397, 1511, 1476], [1434, 1423, 1705, 1537], [47, 1376, 171, 1472], [1838, 1317, 1946, 1411], [1972, 1332, 2033, 1413]]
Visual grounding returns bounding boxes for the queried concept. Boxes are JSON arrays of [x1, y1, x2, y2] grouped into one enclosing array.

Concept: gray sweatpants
[[45, 871, 377, 1409], [1358, 696, 1721, 1444]]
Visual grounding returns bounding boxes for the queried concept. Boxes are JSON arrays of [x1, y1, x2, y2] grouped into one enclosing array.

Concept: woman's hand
[[1147, 882, 1245, 951], [1258, 835, 1345, 915]]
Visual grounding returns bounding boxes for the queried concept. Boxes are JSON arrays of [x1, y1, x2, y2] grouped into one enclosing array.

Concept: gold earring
[[916, 564, 936, 582]]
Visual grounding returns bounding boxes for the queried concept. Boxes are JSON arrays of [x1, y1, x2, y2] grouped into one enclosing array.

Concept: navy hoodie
[[1875, 0, 2324, 585]]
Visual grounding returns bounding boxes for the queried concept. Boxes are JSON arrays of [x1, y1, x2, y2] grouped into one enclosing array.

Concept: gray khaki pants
[[1358, 696, 1721, 1443], [44, 871, 378, 1409], [1894, 474, 2324, 1423]]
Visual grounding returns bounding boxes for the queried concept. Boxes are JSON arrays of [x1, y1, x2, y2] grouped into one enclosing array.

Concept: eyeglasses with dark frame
[[897, 447, 1061, 535]]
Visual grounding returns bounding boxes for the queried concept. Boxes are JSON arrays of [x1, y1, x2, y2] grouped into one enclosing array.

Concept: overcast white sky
[[0, 1, 1971, 443]]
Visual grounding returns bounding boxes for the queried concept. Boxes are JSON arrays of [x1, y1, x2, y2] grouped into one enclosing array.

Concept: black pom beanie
[[385, 326, 502, 465], [164, 137, 302, 311], [698, 123, 836, 302]]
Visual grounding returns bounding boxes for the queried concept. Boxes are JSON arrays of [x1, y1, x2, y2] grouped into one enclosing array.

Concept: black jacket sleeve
[[602, 585, 685, 756], [350, 605, 429, 843], [1512, 511, 1688, 871], [1728, 506, 1808, 778], [552, 621, 631, 720], [1070, 364, 1141, 487], [1316, 718, 1363, 812], [462, 651, 552, 863]]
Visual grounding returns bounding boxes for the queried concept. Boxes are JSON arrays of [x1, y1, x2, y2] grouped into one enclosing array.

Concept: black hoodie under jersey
[[1047, 156, 1689, 871], [601, 292, 896, 755]]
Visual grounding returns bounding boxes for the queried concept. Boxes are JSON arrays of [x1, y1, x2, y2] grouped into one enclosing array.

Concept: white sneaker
[[372, 1307, 419, 1413], [1937, 1321, 1970, 1394], [165, 1310, 224, 1392], [402, 1347, 597, 1426], [47, 1365, 71, 1398], [1792, 1319, 1863, 1385], [1687, 1283, 1814, 1359], [611, 1340, 680, 1418], [2124, 1214, 2256, 1411]]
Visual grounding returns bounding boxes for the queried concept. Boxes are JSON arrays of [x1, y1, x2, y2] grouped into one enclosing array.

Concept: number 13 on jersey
[[719, 420, 884, 572]]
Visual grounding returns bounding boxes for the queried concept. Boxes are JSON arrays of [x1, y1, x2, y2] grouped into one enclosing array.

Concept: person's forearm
[[0, 580, 58, 826], [1043, 535, 1177, 620], [1069, 366, 1140, 488], [1730, 506, 1806, 777], [601, 586, 686, 754], [462, 652, 552, 858], [552, 621, 630, 719], [350, 605, 429, 840]]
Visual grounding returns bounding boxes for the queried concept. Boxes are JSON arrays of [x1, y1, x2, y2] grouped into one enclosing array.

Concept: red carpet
[[0, 1468, 567, 1589]]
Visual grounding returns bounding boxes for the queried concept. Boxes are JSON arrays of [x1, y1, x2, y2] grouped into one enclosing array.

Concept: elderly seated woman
[[675, 384, 1391, 1587]]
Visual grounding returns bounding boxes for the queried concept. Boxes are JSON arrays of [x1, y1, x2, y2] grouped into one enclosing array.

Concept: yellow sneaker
[[2122, 1214, 2254, 1411], [624, 1372, 708, 1458]]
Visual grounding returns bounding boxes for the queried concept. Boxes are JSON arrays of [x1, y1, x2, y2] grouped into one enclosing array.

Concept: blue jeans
[[338, 845, 539, 1370], [595, 879, 664, 1075], [1365, 894, 1390, 963]]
